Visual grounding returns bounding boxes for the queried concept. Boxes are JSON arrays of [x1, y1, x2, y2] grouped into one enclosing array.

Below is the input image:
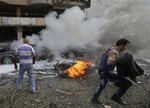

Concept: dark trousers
[[92, 72, 132, 101]]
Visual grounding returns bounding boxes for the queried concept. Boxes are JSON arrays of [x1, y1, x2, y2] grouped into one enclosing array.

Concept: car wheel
[[2, 56, 13, 64]]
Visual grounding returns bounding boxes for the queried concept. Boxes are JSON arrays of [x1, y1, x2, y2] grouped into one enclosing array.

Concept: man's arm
[[13, 54, 18, 70], [107, 49, 119, 65]]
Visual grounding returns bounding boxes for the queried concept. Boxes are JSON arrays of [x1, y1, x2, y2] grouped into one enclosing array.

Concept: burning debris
[[64, 60, 92, 78], [33, 58, 93, 79], [54, 59, 92, 78]]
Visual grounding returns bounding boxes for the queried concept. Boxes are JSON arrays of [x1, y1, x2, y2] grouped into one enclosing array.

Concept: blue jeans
[[17, 64, 35, 92], [92, 72, 132, 101]]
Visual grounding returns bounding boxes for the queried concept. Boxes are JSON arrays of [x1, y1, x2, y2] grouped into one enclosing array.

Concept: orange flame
[[64, 60, 91, 77]]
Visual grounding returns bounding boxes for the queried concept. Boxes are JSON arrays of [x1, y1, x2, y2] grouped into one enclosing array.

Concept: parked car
[[0, 42, 15, 64], [0, 50, 15, 64]]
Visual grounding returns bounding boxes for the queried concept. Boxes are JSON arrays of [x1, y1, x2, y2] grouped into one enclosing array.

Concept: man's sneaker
[[91, 98, 102, 104], [111, 97, 127, 105]]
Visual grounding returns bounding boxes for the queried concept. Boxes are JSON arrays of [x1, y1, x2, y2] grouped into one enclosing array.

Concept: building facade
[[0, 0, 90, 42]]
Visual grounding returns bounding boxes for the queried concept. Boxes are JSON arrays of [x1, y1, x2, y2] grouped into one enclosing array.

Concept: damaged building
[[0, 0, 91, 42]]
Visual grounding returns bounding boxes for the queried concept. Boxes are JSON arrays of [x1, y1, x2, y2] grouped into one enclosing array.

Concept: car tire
[[2, 56, 13, 64]]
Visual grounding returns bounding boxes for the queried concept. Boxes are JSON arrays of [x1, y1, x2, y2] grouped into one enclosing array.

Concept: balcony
[[0, 0, 28, 5]]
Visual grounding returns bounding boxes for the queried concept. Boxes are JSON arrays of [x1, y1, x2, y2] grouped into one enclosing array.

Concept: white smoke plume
[[36, 6, 106, 57]]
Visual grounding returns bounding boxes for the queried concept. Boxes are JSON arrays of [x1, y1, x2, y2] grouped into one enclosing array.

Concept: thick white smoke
[[36, 6, 106, 57], [87, 0, 150, 59]]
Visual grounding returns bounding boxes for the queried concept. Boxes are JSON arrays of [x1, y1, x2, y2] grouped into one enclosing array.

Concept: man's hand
[[14, 64, 18, 70]]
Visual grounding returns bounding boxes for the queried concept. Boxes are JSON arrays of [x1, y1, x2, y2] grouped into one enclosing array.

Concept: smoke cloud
[[86, 0, 150, 59], [11, 0, 150, 59], [36, 6, 106, 57], [11, 6, 106, 58]]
